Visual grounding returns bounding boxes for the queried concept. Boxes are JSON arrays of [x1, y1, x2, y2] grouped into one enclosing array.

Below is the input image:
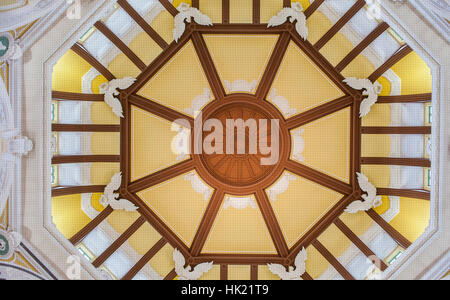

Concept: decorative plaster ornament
[[184, 172, 212, 201], [173, 248, 213, 280], [345, 172, 382, 213], [268, 248, 307, 280], [100, 172, 138, 212], [223, 196, 257, 210], [343, 77, 382, 117], [268, 89, 297, 117], [174, 3, 212, 42], [99, 77, 136, 118], [0, 33, 22, 62], [267, 172, 297, 202], [0, 229, 22, 260], [185, 88, 211, 116], [268, 2, 308, 40], [224, 80, 258, 94], [292, 129, 305, 162]]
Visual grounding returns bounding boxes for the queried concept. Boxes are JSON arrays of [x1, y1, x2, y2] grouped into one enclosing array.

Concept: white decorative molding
[[184, 87, 211, 116], [0, 262, 44, 280], [173, 248, 213, 280], [184, 172, 212, 201], [224, 80, 258, 94], [0, 32, 22, 63], [0, 228, 22, 260], [268, 88, 297, 117], [344, 78, 383, 117], [172, 126, 191, 161], [268, 2, 308, 40], [100, 172, 138, 212], [267, 172, 297, 202], [223, 196, 257, 210], [346, 173, 382, 213], [291, 128, 305, 162], [268, 248, 307, 280], [100, 77, 136, 118], [0, 0, 61, 32], [409, 0, 450, 43], [173, 3, 212, 42]]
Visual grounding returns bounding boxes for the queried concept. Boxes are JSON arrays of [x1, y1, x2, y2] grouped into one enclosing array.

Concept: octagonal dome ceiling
[[46, 0, 434, 281]]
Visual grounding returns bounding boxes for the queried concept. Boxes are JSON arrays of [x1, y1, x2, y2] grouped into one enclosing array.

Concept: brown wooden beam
[[361, 126, 431, 134], [191, 32, 226, 100], [190, 189, 225, 256], [94, 21, 147, 71], [285, 95, 353, 130], [92, 216, 145, 268], [195, 23, 291, 34], [52, 185, 106, 197], [128, 160, 195, 193], [336, 22, 389, 72], [250, 265, 258, 280], [52, 155, 120, 164], [122, 237, 167, 280], [285, 160, 353, 195], [52, 91, 105, 101], [159, 0, 179, 17], [129, 94, 194, 127], [312, 239, 355, 280], [301, 272, 314, 280], [255, 32, 290, 101], [71, 43, 115, 81], [191, 255, 286, 265], [220, 264, 228, 280], [314, 0, 366, 50], [192, 0, 199, 9], [366, 209, 412, 249], [164, 268, 178, 280], [377, 188, 430, 200], [69, 206, 114, 245], [334, 218, 388, 271], [283, 0, 290, 7], [351, 99, 362, 188], [377, 93, 432, 103], [222, 0, 230, 24], [52, 124, 121, 132], [253, 0, 260, 24], [288, 192, 359, 260], [368, 44, 413, 82], [304, 0, 325, 19], [255, 189, 289, 257], [118, 0, 169, 49], [361, 157, 431, 167]]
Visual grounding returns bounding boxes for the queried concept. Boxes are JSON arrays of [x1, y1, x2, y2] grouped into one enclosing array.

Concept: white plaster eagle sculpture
[[99, 77, 136, 118], [345, 172, 382, 213], [100, 172, 138, 212], [174, 3, 212, 42], [268, 247, 307, 280], [173, 248, 213, 280], [343, 78, 383, 117], [268, 2, 308, 40]]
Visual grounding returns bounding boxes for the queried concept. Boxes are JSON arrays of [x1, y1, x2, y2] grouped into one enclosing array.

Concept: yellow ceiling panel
[[362, 134, 391, 157], [269, 171, 343, 248], [202, 195, 277, 254], [137, 172, 212, 247], [228, 265, 251, 280], [137, 41, 212, 114], [199, 265, 221, 280], [127, 222, 163, 256], [270, 42, 345, 116], [203, 34, 279, 90], [291, 108, 351, 183], [199, 0, 222, 23], [230, 0, 253, 23], [131, 106, 189, 181], [361, 165, 391, 189], [148, 243, 175, 277]]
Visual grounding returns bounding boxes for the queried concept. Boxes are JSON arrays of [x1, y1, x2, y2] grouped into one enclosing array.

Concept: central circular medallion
[[192, 94, 291, 196]]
